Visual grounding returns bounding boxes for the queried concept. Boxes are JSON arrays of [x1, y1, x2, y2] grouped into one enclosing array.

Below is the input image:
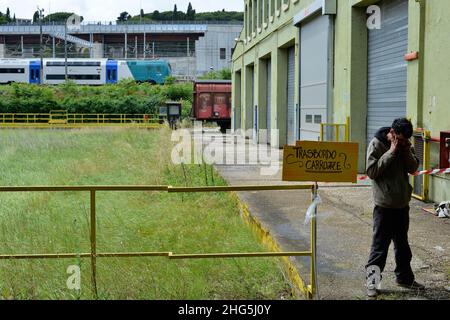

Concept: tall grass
[[0, 128, 293, 300]]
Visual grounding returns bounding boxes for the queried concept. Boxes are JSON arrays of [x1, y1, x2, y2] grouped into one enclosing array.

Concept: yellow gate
[[0, 184, 318, 299]]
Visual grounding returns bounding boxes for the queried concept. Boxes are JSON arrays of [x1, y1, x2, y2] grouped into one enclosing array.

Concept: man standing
[[365, 118, 425, 297]]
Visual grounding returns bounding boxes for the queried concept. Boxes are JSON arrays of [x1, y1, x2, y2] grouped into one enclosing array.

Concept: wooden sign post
[[282, 140, 359, 299]]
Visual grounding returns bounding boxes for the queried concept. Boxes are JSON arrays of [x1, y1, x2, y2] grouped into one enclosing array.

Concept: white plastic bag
[[304, 195, 322, 225], [436, 201, 450, 218]]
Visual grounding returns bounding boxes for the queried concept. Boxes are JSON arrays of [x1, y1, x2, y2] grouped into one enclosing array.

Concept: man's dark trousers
[[366, 206, 415, 284]]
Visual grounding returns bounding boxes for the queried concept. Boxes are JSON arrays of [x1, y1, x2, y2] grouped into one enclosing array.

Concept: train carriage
[[0, 59, 35, 84], [0, 58, 171, 85], [193, 80, 232, 133]]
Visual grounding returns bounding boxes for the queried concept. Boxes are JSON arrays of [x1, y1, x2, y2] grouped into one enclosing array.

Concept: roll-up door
[[251, 66, 257, 142], [286, 47, 296, 145], [267, 59, 272, 145], [299, 14, 332, 142], [367, 0, 408, 146]]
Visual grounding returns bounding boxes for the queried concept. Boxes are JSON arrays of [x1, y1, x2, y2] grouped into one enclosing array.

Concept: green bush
[[0, 82, 194, 117], [199, 68, 232, 80]]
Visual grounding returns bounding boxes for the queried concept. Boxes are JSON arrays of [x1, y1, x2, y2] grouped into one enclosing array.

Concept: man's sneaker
[[367, 287, 378, 298], [396, 280, 425, 290]]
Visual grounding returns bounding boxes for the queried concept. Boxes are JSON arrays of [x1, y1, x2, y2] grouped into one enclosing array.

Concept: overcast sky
[[0, 0, 244, 21]]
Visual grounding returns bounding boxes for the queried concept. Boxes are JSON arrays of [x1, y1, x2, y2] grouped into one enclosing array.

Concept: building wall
[[233, 0, 311, 147], [196, 24, 243, 76], [232, 0, 450, 203], [0, 22, 241, 77], [165, 56, 197, 79]]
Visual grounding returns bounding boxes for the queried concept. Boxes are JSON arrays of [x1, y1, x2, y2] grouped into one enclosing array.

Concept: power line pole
[[38, 7, 44, 84], [65, 20, 68, 81]]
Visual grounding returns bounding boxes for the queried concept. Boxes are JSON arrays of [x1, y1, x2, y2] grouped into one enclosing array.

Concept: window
[[253, 0, 257, 32], [306, 115, 313, 123], [0, 68, 25, 73], [258, 0, 263, 28], [46, 74, 101, 80], [314, 115, 322, 124], [220, 48, 226, 60], [248, 1, 253, 36], [46, 61, 101, 67], [283, 0, 290, 12]]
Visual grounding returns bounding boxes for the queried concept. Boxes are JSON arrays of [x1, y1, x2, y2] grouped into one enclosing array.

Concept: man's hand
[[390, 136, 399, 155]]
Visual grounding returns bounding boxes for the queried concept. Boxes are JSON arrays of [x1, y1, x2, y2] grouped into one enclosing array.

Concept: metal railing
[[0, 20, 242, 27], [0, 22, 209, 35], [0, 113, 162, 128], [0, 184, 317, 299], [320, 117, 350, 142]]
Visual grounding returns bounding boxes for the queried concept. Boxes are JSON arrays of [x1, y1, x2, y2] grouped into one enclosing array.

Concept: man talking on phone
[[365, 118, 425, 298]]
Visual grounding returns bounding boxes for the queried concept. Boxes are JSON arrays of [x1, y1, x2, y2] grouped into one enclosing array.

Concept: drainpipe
[[415, 0, 426, 128]]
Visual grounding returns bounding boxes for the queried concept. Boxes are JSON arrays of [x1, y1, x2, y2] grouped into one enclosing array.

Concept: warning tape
[[359, 168, 450, 181]]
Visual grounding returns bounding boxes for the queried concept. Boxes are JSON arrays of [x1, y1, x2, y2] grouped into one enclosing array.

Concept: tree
[[13, 14, 16, 22], [140, 9, 144, 18], [173, 4, 178, 20], [32, 11, 40, 23], [0, 12, 7, 25], [6, 7, 10, 21], [186, 2, 195, 20], [43, 12, 76, 23], [117, 11, 131, 22], [152, 10, 160, 20]]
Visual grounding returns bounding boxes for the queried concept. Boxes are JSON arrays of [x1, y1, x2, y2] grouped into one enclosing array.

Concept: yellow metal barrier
[[320, 117, 350, 142], [411, 130, 431, 201], [0, 113, 162, 128], [49, 110, 69, 125], [0, 184, 317, 299]]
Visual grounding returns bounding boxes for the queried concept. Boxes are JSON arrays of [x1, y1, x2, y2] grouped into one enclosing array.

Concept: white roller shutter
[[367, 0, 408, 145], [299, 14, 332, 142], [252, 66, 257, 142], [267, 59, 272, 145], [287, 47, 296, 145]]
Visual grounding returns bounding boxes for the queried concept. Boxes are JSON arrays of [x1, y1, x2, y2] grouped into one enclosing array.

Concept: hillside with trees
[[1, 3, 242, 25], [126, 2, 243, 23], [0, 7, 16, 25]]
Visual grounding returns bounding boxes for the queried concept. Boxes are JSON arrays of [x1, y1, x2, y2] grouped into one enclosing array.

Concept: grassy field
[[0, 128, 293, 300]]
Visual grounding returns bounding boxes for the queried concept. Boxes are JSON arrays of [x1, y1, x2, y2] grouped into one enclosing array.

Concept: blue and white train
[[0, 58, 172, 85]]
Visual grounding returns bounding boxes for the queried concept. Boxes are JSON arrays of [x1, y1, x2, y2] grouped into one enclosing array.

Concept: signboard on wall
[[282, 141, 359, 183]]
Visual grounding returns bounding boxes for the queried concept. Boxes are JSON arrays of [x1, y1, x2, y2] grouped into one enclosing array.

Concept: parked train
[[0, 58, 172, 85], [192, 80, 232, 133]]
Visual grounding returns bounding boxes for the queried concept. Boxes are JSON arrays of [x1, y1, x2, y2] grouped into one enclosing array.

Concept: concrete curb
[[230, 191, 311, 300]]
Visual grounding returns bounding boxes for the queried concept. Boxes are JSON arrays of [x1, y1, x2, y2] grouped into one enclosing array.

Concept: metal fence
[[0, 112, 162, 128], [0, 184, 317, 299], [411, 129, 431, 201], [320, 117, 350, 142]]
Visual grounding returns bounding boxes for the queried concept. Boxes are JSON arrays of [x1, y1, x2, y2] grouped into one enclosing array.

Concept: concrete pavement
[[199, 129, 450, 300]]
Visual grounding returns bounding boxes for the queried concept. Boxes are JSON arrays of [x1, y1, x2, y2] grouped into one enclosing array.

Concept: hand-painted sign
[[282, 141, 359, 183]]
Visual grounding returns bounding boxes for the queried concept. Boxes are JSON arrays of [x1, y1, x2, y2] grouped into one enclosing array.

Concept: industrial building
[[232, 0, 450, 203], [0, 20, 243, 78]]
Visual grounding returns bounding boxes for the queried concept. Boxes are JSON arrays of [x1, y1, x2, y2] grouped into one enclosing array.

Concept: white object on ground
[[436, 201, 450, 218]]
